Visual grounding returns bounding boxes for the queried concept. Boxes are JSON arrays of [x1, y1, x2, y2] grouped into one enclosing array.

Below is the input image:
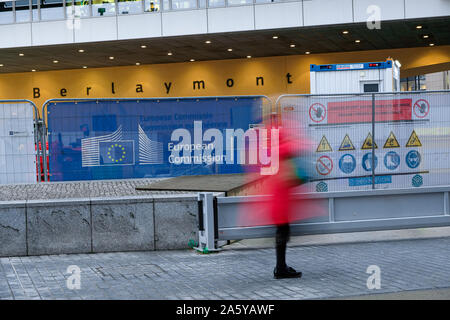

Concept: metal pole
[[371, 94, 375, 190]]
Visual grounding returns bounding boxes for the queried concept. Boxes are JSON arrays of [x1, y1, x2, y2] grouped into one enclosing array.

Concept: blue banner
[[47, 98, 263, 181]]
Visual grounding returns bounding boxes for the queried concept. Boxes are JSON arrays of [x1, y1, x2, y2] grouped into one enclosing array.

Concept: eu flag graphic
[[99, 141, 135, 165]]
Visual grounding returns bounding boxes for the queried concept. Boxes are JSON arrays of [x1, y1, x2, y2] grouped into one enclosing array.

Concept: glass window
[[163, 0, 169, 10], [15, 0, 31, 23], [118, 0, 143, 14], [66, 0, 91, 18], [92, 0, 116, 16], [32, 0, 39, 20], [208, 0, 224, 7], [0, 1, 14, 24], [144, 0, 159, 11], [227, 0, 252, 5], [198, 0, 206, 7], [144, 0, 160, 12], [41, 0, 65, 20], [171, 0, 196, 10]]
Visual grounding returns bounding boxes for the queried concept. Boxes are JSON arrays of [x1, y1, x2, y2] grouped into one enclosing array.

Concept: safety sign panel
[[362, 153, 378, 171], [383, 132, 400, 148], [406, 130, 422, 147], [280, 91, 450, 192], [413, 99, 430, 119], [309, 103, 326, 123], [316, 155, 333, 176], [361, 133, 378, 150], [406, 150, 421, 169], [339, 154, 356, 174], [316, 135, 332, 152], [384, 151, 400, 170], [339, 134, 355, 151]]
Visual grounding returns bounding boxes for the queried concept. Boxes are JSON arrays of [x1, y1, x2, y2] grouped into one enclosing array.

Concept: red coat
[[239, 125, 325, 226]]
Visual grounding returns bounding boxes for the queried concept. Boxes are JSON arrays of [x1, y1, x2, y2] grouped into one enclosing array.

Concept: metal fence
[[41, 96, 272, 182], [0, 99, 43, 184], [276, 90, 450, 193]]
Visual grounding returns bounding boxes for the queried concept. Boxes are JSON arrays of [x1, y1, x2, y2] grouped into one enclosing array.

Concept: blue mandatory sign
[[384, 151, 400, 170], [406, 150, 421, 169], [362, 153, 378, 171], [339, 154, 356, 174]]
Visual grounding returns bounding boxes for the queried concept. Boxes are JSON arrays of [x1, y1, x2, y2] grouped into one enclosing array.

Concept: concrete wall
[[0, 195, 198, 257]]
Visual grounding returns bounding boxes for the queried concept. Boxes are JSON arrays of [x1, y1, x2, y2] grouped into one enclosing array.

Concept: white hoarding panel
[[280, 92, 450, 193], [0, 103, 36, 184]]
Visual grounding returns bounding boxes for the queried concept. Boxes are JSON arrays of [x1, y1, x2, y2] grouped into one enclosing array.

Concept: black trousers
[[275, 224, 290, 269]]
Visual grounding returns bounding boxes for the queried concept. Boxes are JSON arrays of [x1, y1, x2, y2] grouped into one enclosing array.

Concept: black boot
[[274, 266, 302, 279]]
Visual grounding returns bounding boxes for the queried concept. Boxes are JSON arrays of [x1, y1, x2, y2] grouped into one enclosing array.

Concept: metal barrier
[[276, 90, 450, 192], [197, 186, 450, 251], [0, 99, 43, 184], [41, 96, 273, 182]]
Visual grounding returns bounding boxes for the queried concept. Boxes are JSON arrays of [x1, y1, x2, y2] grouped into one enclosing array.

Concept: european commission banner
[[47, 97, 263, 181]]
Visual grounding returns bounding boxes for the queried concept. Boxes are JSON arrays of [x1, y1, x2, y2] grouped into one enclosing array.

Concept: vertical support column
[[196, 193, 218, 252], [328, 197, 335, 222], [371, 94, 376, 190], [444, 192, 449, 215]]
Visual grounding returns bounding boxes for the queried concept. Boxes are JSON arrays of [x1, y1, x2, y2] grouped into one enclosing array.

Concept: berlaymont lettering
[[31, 74, 291, 98]]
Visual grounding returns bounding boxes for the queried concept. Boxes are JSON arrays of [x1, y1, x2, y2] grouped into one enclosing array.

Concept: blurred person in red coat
[[240, 115, 323, 279]]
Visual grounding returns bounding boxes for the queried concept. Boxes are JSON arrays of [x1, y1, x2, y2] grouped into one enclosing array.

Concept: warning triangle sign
[[339, 134, 355, 151], [316, 136, 332, 152], [361, 133, 378, 150], [383, 131, 400, 148], [406, 130, 422, 147]]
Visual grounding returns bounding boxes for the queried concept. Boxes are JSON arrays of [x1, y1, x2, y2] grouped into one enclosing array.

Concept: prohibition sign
[[413, 99, 430, 118], [316, 155, 333, 176], [309, 103, 326, 123]]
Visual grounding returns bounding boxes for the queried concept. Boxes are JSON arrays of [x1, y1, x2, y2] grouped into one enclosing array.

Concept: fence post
[[196, 192, 218, 252], [371, 94, 376, 190]]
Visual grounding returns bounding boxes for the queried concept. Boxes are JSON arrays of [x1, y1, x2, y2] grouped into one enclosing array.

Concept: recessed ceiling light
[[416, 25, 423, 29], [246, 55, 252, 58], [53, 60, 58, 63], [31, 69, 36, 72], [272, 36, 278, 39], [167, 52, 173, 56], [78, 49, 85, 53], [140, 45, 147, 48], [290, 44, 296, 48], [305, 51, 311, 55], [190, 59, 195, 62], [423, 35, 429, 39], [429, 43, 435, 46], [227, 48, 233, 52], [135, 62, 140, 65], [109, 56, 114, 60], [205, 40, 211, 44], [355, 39, 361, 43], [19, 53, 24, 57], [82, 66, 87, 69], [342, 30, 349, 34], [0, 64, 3, 67]]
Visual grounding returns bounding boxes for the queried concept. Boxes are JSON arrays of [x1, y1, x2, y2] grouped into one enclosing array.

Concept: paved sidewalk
[[0, 178, 192, 201], [1, 236, 449, 300]]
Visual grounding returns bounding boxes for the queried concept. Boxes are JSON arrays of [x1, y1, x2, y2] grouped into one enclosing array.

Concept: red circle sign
[[316, 155, 333, 176], [413, 99, 430, 118], [309, 103, 326, 123]]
